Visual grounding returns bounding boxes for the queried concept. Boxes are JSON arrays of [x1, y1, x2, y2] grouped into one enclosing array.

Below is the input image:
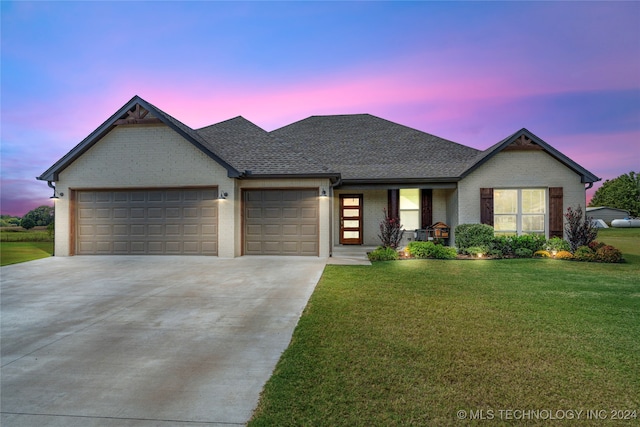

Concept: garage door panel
[[202, 224, 217, 236], [264, 225, 281, 235], [282, 225, 298, 235], [202, 207, 217, 218], [77, 189, 218, 255], [131, 242, 145, 253], [264, 208, 281, 219], [244, 189, 319, 256], [301, 224, 318, 236], [301, 208, 318, 219]]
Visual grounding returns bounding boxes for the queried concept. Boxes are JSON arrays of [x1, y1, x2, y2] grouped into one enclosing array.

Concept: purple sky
[[2, 1, 639, 216]]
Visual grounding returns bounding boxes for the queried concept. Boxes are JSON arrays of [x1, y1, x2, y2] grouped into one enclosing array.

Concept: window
[[494, 189, 545, 235], [400, 188, 420, 230]]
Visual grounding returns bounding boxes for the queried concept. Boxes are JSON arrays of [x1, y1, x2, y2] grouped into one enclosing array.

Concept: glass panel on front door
[[340, 195, 363, 245]]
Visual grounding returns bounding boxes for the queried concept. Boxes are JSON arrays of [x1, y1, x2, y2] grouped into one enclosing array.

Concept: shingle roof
[[38, 96, 599, 185], [270, 114, 482, 181], [197, 117, 334, 176]]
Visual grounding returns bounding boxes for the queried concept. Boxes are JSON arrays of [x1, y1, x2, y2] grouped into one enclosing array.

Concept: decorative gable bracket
[[503, 134, 543, 151], [115, 104, 162, 125]]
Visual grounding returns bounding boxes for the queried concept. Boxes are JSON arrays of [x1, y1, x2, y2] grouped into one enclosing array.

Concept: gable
[[58, 124, 231, 188], [461, 128, 599, 184], [38, 96, 241, 182]]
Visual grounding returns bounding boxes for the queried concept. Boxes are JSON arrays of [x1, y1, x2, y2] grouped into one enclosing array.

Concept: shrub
[[555, 250, 574, 260], [574, 246, 595, 261], [491, 235, 515, 257], [564, 205, 598, 252], [377, 209, 404, 249], [407, 242, 457, 259], [512, 234, 546, 253], [466, 246, 488, 257], [489, 249, 504, 259], [368, 246, 399, 261], [455, 224, 494, 253], [595, 245, 623, 263], [515, 248, 533, 258], [431, 246, 458, 260], [407, 241, 436, 259], [534, 250, 551, 258], [545, 236, 571, 252], [588, 241, 606, 251]]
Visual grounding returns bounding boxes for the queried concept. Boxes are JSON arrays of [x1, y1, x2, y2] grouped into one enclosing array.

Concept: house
[[37, 96, 600, 257], [586, 207, 630, 224]]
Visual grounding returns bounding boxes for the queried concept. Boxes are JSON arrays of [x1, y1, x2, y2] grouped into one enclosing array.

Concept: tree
[[21, 205, 54, 227], [20, 217, 36, 230], [589, 171, 640, 217]]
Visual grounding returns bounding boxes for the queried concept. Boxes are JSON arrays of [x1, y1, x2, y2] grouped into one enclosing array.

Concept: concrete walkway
[[1, 256, 326, 426]]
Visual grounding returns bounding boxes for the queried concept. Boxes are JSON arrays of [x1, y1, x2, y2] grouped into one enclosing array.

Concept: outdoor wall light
[[219, 191, 228, 200], [321, 189, 327, 197], [48, 182, 63, 199]]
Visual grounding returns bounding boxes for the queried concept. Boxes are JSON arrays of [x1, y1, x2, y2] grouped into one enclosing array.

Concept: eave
[[37, 96, 242, 182]]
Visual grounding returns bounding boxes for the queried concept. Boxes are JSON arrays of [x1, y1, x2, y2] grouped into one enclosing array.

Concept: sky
[[1, 1, 639, 216]]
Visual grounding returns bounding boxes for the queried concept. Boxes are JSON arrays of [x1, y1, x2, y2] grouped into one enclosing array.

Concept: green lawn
[[1, 228, 53, 266], [250, 228, 640, 426]]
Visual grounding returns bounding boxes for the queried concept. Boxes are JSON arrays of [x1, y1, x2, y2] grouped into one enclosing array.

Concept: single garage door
[[244, 189, 319, 256], [76, 188, 218, 255]]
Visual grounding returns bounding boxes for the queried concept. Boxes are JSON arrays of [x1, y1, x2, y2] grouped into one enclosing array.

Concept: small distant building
[[586, 207, 630, 224]]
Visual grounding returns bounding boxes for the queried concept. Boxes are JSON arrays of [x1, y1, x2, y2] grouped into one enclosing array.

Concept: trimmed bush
[[545, 237, 571, 252], [574, 246, 596, 261], [512, 234, 546, 253], [595, 245, 623, 263], [455, 224, 494, 253], [555, 250, 574, 260], [407, 241, 457, 259], [515, 248, 533, 258], [534, 250, 551, 258], [491, 235, 515, 257], [588, 241, 606, 251], [431, 246, 458, 260], [407, 241, 436, 259], [368, 246, 399, 261], [466, 246, 488, 257], [489, 249, 504, 259]]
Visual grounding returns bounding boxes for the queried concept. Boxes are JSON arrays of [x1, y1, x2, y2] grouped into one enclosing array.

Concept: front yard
[[250, 228, 639, 426]]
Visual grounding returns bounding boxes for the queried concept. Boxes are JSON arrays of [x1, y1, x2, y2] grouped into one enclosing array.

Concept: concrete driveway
[[1, 256, 326, 426]]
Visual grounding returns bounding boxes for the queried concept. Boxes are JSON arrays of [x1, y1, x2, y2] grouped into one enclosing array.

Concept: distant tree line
[[1, 205, 55, 229], [588, 171, 640, 218]]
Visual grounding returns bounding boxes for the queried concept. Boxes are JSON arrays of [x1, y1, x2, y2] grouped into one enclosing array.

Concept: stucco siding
[[54, 124, 235, 256], [457, 150, 586, 238]]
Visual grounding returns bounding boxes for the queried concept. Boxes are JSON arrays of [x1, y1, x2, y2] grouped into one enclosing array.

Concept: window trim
[[494, 188, 546, 236]]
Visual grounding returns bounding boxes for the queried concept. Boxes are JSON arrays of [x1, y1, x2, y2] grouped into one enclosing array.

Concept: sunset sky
[[2, 1, 639, 216]]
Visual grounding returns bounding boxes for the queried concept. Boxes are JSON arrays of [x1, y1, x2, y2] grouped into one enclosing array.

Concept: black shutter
[[388, 189, 400, 219], [421, 189, 433, 228], [549, 187, 563, 238], [480, 188, 494, 226]]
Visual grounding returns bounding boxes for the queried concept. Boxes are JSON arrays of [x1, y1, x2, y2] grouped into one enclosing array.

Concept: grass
[[250, 228, 640, 426], [0, 228, 53, 266]]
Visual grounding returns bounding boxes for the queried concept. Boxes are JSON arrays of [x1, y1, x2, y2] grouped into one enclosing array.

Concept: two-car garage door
[[76, 189, 218, 255], [76, 188, 319, 256]]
